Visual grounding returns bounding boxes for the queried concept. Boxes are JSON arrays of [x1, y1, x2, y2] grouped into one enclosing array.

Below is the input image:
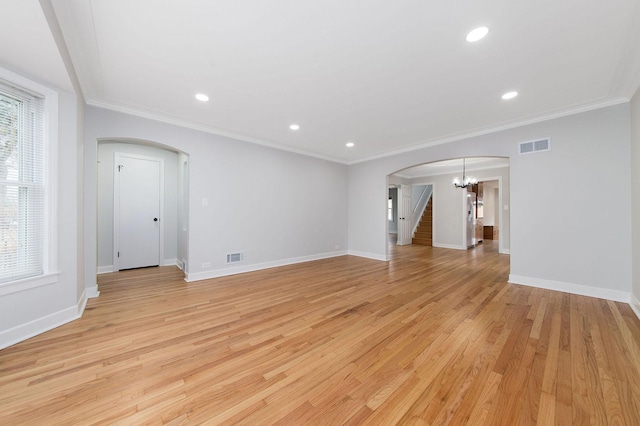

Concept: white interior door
[[397, 184, 412, 245], [114, 153, 164, 270]]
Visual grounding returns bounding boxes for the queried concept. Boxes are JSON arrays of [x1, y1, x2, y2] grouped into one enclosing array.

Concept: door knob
[[153, 218, 158, 222]]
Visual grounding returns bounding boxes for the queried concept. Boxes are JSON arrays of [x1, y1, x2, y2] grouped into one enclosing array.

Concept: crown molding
[[347, 97, 630, 165], [85, 99, 350, 165], [86, 95, 629, 167]]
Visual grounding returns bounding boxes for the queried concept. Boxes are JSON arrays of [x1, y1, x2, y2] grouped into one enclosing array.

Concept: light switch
[[202, 198, 208, 207]]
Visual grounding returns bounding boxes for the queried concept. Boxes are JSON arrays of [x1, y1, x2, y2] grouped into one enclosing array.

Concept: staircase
[[412, 197, 432, 246]]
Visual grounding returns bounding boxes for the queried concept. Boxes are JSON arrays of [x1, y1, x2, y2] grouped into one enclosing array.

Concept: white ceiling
[[50, 0, 640, 163], [0, 0, 72, 92]]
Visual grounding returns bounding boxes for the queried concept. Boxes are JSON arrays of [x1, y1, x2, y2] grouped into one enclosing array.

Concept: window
[[388, 198, 393, 221], [0, 80, 46, 283]]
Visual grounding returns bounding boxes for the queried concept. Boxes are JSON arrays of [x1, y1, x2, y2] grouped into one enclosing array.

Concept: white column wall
[[631, 89, 640, 314]]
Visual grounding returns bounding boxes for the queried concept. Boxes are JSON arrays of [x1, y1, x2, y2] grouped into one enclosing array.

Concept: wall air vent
[[519, 137, 551, 155], [226, 252, 244, 263]]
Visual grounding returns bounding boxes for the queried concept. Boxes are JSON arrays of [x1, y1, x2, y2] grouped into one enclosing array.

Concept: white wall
[[388, 187, 398, 233], [408, 168, 509, 251], [0, 1, 86, 348], [348, 104, 632, 301], [0, 80, 83, 348], [177, 152, 189, 271], [631, 88, 640, 315], [84, 106, 349, 286], [482, 181, 498, 227], [97, 142, 179, 271]]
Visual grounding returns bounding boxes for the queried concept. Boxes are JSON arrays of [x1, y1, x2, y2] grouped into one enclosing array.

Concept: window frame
[[0, 66, 58, 296]]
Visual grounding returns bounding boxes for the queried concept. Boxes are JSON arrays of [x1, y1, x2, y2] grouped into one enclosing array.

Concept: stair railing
[[412, 186, 432, 237]]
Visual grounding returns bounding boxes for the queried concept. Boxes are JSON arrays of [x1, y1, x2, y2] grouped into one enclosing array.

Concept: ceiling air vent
[[519, 137, 551, 155], [226, 252, 244, 264]]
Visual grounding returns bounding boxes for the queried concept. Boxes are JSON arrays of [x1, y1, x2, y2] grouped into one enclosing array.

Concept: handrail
[[411, 186, 432, 237], [413, 186, 430, 214]]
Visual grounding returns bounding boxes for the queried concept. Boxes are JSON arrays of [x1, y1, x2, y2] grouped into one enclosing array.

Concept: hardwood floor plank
[[1, 241, 640, 424], [555, 349, 573, 426]]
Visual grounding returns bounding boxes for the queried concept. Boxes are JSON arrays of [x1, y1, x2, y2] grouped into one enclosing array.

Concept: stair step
[[412, 238, 432, 246], [413, 197, 433, 246]]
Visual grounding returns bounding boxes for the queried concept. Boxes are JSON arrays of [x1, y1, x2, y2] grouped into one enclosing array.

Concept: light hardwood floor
[[2, 242, 640, 425]]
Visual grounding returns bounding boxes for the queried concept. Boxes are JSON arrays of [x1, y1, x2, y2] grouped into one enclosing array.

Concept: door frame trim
[[113, 152, 165, 271], [472, 176, 504, 254], [397, 184, 412, 245]]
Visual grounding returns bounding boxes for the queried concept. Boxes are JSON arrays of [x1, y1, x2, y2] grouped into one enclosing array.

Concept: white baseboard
[[77, 289, 88, 315], [630, 293, 640, 321], [176, 259, 185, 271], [347, 250, 390, 261], [97, 265, 113, 274], [99, 259, 177, 274], [433, 243, 467, 250], [0, 291, 88, 350], [86, 285, 100, 298], [508, 274, 631, 303], [500, 249, 511, 255], [186, 250, 349, 282]]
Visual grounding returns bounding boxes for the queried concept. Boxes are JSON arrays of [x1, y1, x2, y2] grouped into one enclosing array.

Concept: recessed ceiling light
[[289, 124, 300, 130], [466, 26, 489, 42], [501, 91, 518, 100], [346, 142, 355, 148], [195, 93, 209, 102]]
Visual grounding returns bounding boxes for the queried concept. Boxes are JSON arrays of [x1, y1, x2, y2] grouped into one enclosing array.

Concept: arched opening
[[95, 138, 190, 282], [386, 156, 509, 262]]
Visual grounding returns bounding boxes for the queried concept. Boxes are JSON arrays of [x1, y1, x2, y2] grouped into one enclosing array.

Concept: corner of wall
[[631, 86, 640, 317], [0, 291, 88, 350], [631, 293, 640, 321], [508, 274, 631, 304]]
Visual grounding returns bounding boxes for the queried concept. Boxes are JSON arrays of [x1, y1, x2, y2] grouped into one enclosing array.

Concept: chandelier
[[452, 158, 477, 189]]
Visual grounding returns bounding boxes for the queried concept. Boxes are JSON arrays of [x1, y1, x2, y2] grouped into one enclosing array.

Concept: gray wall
[[348, 104, 631, 299], [97, 142, 180, 271], [631, 88, 640, 314], [84, 106, 349, 285]]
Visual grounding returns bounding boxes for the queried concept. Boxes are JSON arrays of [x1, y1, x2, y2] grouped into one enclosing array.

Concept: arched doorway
[[95, 139, 190, 281], [386, 157, 510, 259]]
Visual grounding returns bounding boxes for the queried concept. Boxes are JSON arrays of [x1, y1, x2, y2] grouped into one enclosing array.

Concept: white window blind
[[0, 81, 45, 283]]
